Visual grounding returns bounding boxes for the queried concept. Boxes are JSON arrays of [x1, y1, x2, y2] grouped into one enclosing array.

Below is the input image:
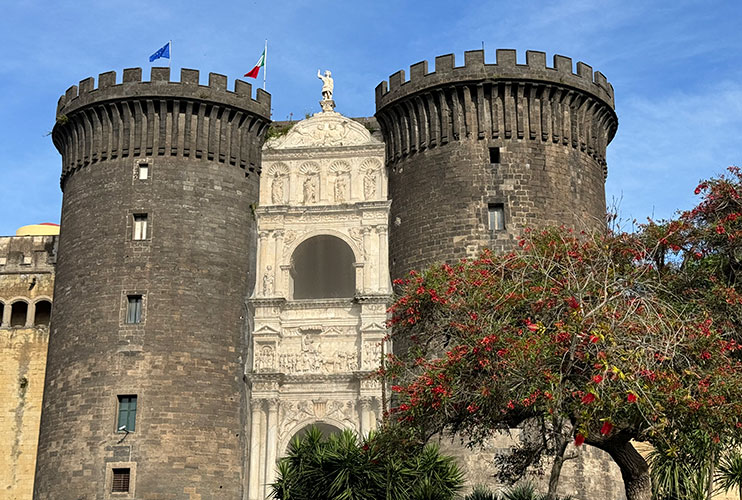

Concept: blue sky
[[1, 0, 740, 236]]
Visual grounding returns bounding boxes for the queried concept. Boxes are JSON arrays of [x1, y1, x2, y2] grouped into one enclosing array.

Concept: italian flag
[[245, 49, 266, 78]]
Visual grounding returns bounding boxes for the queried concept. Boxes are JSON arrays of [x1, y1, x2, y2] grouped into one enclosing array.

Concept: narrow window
[[0, 302, 4, 327], [34, 300, 52, 326], [489, 147, 500, 164], [117, 395, 137, 432], [125, 295, 142, 324], [488, 204, 505, 231], [137, 162, 149, 180], [10, 301, 28, 327], [132, 214, 148, 240], [111, 468, 131, 493]]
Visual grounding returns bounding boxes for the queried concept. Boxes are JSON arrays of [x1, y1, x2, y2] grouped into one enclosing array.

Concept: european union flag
[[149, 42, 170, 62]]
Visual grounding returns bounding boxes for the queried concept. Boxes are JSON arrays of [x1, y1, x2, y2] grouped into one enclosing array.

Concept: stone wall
[[0, 235, 56, 500], [34, 68, 270, 500]]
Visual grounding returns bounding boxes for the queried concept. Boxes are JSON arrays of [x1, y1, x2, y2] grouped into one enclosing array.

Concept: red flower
[[600, 421, 613, 436], [592, 375, 603, 384], [566, 296, 580, 309], [627, 393, 638, 403], [574, 434, 585, 446], [525, 319, 539, 332], [467, 404, 479, 413], [581, 393, 596, 404], [589, 335, 600, 344]]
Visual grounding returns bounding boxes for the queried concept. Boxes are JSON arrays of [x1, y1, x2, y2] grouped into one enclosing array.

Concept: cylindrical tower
[[34, 67, 270, 498], [375, 49, 617, 278]]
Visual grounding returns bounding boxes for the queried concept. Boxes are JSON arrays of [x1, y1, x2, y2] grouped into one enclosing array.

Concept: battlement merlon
[[0, 235, 57, 273], [375, 49, 615, 111], [56, 67, 271, 118]]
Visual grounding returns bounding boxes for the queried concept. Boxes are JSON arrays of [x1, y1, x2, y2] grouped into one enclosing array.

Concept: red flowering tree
[[382, 168, 742, 500]]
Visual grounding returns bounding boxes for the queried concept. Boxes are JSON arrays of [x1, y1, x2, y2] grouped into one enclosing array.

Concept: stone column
[[258, 231, 270, 296], [358, 397, 373, 437], [2, 302, 10, 326], [247, 398, 265, 500], [362, 227, 374, 292], [26, 302, 35, 327], [273, 230, 284, 295], [376, 224, 389, 293], [263, 398, 280, 499]]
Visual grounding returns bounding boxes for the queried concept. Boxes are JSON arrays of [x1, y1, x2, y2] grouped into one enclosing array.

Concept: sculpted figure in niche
[[271, 172, 285, 204], [363, 170, 377, 200], [303, 175, 318, 204], [262, 265, 274, 296], [317, 69, 334, 100], [334, 174, 348, 203], [256, 345, 275, 371]]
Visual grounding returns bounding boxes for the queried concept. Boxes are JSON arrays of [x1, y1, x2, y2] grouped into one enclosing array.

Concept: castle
[[1, 49, 626, 499]]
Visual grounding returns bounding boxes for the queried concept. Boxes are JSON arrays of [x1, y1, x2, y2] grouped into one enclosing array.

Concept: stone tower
[[34, 68, 270, 499], [375, 49, 618, 279], [375, 50, 625, 499]]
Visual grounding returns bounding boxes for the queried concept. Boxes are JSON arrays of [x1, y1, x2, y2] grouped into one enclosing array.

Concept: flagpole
[[169, 40, 172, 69], [263, 39, 267, 91]]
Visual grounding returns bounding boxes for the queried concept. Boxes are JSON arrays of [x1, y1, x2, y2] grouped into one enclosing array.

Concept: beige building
[[0, 225, 57, 499]]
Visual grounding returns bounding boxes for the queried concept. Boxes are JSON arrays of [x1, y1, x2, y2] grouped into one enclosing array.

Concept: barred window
[[111, 468, 130, 493]]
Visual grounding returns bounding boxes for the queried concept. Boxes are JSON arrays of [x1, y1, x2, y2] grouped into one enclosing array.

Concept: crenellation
[[122, 67, 141, 83], [209, 72, 228, 90], [377, 50, 616, 112], [554, 54, 573, 73], [56, 67, 271, 120], [525, 50, 547, 68], [151, 66, 169, 82], [98, 70, 116, 88], [495, 48, 517, 67]]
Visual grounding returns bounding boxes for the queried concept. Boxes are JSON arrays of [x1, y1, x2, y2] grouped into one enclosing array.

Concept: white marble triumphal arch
[[245, 85, 391, 500]]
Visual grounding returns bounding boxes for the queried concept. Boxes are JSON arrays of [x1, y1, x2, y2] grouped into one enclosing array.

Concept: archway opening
[[287, 422, 343, 452], [291, 235, 355, 299], [10, 301, 28, 327], [34, 300, 52, 326]]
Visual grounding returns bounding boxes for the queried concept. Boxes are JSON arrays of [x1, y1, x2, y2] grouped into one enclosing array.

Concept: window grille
[[111, 468, 130, 493]]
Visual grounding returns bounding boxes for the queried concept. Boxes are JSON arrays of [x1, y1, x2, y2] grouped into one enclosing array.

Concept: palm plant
[[648, 438, 712, 500], [716, 451, 742, 500], [270, 425, 463, 500]]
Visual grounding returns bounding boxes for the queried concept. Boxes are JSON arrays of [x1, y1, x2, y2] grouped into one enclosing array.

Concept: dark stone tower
[[375, 49, 617, 279], [34, 68, 270, 499]]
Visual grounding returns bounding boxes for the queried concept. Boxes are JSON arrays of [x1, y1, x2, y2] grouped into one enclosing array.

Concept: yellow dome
[[15, 223, 60, 236]]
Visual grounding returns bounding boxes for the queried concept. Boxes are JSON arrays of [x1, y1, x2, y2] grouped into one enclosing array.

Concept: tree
[[270, 425, 464, 500], [382, 168, 742, 500]]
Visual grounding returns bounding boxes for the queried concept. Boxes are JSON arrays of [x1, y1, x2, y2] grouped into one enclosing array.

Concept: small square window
[[137, 163, 149, 180], [125, 296, 142, 324], [111, 468, 130, 493], [489, 147, 501, 164], [488, 204, 505, 231], [117, 395, 137, 432], [132, 214, 148, 241]]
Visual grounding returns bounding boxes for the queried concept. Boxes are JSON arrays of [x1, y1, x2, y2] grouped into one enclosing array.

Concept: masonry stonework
[[375, 49, 617, 278], [33, 68, 270, 499], [375, 50, 624, 499], [0, 235, 56, 500]]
